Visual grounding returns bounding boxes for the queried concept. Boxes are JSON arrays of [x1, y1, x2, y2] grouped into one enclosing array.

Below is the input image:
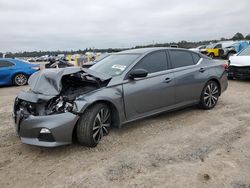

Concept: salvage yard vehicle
[[0, 58, 40, 86], [13, 48, 228, 147], [201, 41, 250, 59], [201, 41, 234, 59], [189, 45, 207, 53], [228, 46, 250, 79]]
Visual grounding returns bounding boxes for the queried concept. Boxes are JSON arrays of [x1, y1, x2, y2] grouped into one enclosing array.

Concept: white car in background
[[228, 46, 250, 79], [189, 45, 207, 53]]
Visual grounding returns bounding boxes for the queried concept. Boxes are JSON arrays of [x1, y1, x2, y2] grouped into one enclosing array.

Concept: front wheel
[[76, 103, 111, 147], [199, 81, 220, 110]]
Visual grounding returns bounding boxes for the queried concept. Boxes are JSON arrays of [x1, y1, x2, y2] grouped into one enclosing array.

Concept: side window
[[169, 50, 194, 68], [191, 53, 201, 64], [0, 61, 14, 68], [133, 51, 168, 74]]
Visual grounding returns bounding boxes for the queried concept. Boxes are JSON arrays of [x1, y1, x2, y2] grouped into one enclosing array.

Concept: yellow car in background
[[201, 41, 236, 59], [201, 43, 224, 58]]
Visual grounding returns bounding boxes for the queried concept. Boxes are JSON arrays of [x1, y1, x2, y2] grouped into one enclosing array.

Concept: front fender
[[74, 85, 125, 126]]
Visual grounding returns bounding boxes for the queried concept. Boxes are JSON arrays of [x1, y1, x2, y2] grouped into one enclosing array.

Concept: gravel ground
[[0, 80, 250, 188]]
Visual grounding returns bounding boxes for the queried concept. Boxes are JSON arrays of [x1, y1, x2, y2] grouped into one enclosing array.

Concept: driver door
[[122, 50, 175, 121]]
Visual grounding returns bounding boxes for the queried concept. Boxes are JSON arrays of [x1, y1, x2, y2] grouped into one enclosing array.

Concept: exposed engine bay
[[14, 68, 111, 117]]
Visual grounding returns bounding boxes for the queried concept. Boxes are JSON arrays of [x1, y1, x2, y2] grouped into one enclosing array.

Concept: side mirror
[[129, 69, 148, 79]]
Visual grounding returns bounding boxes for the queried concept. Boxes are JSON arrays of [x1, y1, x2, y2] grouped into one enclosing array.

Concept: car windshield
[[90, 54, 140, 76], [206, 44, 216, 49], [238, 47, 250, 56]]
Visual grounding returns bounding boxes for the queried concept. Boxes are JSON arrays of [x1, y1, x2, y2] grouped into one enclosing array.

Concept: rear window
[[169, 50, 195, 68], [0, 60, 14, 68]]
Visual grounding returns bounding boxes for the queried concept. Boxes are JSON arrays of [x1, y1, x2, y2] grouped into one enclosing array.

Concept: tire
[[76, 103, 111, 147], [227, 75, 234, 80], [209, 53, 215, 59], [199, 81, 220, 110], [13, 74, 28, 86]]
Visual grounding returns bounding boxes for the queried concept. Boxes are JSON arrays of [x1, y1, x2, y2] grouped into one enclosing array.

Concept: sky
[[0, 0, 250, 52]]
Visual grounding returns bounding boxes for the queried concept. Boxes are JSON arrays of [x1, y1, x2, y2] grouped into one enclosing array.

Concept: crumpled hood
[[28, 67, 111, 96]]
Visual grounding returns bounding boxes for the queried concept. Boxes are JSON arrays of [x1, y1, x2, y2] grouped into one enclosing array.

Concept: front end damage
[[13, 67, 111, 147]]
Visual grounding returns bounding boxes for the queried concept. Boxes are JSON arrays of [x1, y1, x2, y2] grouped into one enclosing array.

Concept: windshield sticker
[[112, 64, 126, 71]]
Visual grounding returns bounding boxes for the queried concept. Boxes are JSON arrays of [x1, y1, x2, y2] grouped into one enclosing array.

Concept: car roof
[[0, 58, 29, 64], [117, 47, 189, 54]]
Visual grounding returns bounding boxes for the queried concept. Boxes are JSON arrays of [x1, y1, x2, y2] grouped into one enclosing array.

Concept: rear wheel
[[199, 81, 220, 109], [76, 103, 111, 147], [13, 74, 28, 86]]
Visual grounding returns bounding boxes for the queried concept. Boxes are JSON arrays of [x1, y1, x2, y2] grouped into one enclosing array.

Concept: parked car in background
[[45, 58, 74, 68], [13, 48, 228, 147], [189, 45, 207, 53], [201, 41, 250, 59], [228, 46, 250, 79], [201, 41, 235, 59], [82, 54, 111, 68], [0, 58, 40, 86]]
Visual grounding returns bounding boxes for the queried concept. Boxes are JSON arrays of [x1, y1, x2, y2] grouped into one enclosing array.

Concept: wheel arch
[[206, 78, 221, 96], [86, 100, 121, 128], [71, 99, 121, 143]]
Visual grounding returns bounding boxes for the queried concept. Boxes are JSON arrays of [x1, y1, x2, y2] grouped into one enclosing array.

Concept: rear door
[[123, 50, 175, 120], [0, 60, 15, 85], [168, 50, 207, 105]]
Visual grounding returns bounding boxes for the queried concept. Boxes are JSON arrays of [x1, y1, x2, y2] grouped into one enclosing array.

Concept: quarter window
[[191, 53, 201, 64], [0, 61, 14, 68], [133, 51, 168, 73], [169, 50, 194, 68]]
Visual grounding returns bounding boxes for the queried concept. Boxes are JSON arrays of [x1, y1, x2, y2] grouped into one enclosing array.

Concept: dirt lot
[[0, 80, 250, 188]]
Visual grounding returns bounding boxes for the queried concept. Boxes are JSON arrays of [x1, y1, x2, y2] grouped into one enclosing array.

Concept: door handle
[[164, 77, 172, 83], [199, 68, 206, 73]]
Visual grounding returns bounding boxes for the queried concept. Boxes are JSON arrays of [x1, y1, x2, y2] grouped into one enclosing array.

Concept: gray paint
[[13, 48, 228, 147]]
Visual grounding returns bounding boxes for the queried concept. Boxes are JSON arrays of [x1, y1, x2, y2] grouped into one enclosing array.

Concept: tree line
[[2, 32, 250, 58]]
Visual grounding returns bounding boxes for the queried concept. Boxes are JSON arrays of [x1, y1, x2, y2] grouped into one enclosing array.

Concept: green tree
[[232, 32, 244, 40]]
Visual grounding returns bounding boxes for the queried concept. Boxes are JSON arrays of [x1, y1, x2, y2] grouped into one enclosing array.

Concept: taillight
[[221, 63, 228, 70]]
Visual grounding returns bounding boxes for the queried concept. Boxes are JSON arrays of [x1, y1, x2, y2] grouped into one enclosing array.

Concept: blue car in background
[[0, 58, 40, 86]]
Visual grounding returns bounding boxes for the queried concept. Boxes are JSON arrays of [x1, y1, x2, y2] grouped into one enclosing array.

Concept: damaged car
[[13, 48, 228, 147]]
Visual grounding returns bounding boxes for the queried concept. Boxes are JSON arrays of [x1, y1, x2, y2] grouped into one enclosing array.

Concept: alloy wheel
[[15, 74, 27, 86], [203, 83, 219, 108], [92, 108, 111, 143]]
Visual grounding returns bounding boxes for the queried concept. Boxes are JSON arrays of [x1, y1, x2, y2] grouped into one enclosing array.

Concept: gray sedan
[[13, 48, 228, 147]]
